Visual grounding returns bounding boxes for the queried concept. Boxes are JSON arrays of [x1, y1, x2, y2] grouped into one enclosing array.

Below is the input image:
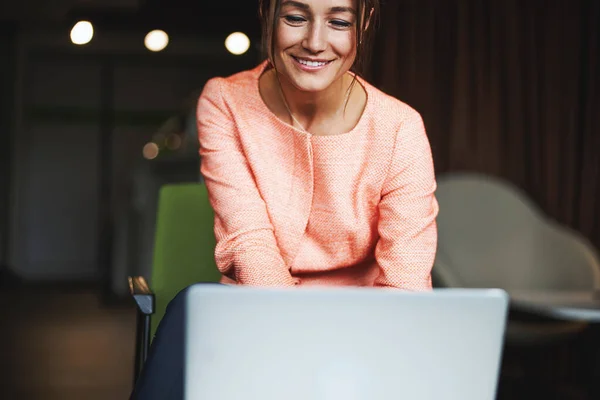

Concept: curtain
[[370, 0, 600, 250], [0, 23, 17, 272]]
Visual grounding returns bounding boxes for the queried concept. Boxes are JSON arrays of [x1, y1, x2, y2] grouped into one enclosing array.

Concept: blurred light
[[145, 30, 169, 52], [225, 32, 250, 55], [70, 21, 94, 45], [142, 143, 159, 160], [165, 134, 182, 150]]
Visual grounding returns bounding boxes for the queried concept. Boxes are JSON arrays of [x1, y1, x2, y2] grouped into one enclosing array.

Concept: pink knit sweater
[[197, 62, 438, 290]]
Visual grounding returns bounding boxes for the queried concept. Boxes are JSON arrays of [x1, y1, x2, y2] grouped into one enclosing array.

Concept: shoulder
[[359, 80, 431, 156], [362, 80, 424, 129], [200, 62, 265, 103], [197, 63, 265, 125]]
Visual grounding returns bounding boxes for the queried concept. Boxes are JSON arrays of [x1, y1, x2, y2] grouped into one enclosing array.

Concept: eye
[[330, 19, 353, 29], [283, 15, 307, 25]]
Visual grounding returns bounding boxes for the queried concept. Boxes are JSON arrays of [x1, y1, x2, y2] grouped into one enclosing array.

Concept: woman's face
[[272, 0, 358, 93]]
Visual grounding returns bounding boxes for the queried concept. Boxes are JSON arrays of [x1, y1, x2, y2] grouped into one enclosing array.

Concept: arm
[[197, 78, 296, 286], [374, 111, 439, 290]]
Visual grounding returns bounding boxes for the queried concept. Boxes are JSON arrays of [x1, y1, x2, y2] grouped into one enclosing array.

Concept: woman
[[201, 0, 437, 288], [131, 0, 438, 398]]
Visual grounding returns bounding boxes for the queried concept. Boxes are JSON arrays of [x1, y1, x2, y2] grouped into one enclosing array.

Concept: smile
[[292, 57, 333, 71]]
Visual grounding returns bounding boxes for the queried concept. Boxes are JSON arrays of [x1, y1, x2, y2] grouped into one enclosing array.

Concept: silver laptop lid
[[185, 286, 508, 400]]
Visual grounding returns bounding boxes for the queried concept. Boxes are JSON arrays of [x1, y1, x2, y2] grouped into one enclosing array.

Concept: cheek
[[274, 26, 304, 51], [331, 33, 357, 59]]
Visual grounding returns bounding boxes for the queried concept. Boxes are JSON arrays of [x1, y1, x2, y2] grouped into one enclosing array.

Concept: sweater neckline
[[252, 60, 371, 140]]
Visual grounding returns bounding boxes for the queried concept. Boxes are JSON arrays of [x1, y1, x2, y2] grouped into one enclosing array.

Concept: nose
[[302, 21, 327, 54]]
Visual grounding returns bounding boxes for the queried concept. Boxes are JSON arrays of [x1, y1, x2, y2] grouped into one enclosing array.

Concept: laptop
[[184, 285, 508, 400]]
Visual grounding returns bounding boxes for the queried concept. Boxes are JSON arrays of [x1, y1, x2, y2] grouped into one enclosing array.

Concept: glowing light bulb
[[225, 32, 250, 55], [70, 21, 94, 45], [145, 30, 169, 52], [142, 143, 160, 160]]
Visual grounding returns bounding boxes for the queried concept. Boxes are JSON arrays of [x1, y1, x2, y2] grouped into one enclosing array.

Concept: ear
[[364, 7, 374, 32]]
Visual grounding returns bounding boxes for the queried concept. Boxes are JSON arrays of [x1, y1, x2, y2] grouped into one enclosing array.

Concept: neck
[[276, 72, 351, 127]]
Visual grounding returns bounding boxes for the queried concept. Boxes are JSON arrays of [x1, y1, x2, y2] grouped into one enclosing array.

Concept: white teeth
[[297, 59, 328, 67]]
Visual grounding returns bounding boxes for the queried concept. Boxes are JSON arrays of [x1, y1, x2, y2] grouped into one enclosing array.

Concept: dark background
[[0, 0, 598, 398], [0, 0, 598, 295]]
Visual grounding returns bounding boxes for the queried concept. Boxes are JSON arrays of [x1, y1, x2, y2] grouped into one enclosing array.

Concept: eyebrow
[[281, 1, 356, 15], [330, 6, 356, 15]]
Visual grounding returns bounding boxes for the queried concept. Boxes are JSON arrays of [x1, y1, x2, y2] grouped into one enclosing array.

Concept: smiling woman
[[261, 0, 378, 75], [131, 0, 440, 398], [259, 0, 378, 135], [261, 0, 370, 135]]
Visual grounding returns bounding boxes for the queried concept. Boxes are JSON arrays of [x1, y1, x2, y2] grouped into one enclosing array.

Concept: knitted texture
[[197, 62, 438, 290]]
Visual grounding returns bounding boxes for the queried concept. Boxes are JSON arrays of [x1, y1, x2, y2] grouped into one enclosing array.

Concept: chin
[[290, 77, 335, 93]]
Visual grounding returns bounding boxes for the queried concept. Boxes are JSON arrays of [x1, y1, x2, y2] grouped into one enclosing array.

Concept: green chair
[[129, 182, 221, 383]]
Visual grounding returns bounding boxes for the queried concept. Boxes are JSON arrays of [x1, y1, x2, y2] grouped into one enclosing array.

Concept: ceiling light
[[145, 30, 169, 52], [70, 21, 94, 45], [225, 32, 250, 55], [142, 143, 160, 160]]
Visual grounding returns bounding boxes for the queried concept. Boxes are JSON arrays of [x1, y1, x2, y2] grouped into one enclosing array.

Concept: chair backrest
[[433, 172, 600, 291], [150, 183, 221, 335]]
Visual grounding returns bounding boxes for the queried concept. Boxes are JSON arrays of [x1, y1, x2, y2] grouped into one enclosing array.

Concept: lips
[[292, 56, 333, 71]]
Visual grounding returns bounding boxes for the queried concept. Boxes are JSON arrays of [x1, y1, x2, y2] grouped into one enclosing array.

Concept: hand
[[219, 275, 301, 286], [219, 275, 237, 285]]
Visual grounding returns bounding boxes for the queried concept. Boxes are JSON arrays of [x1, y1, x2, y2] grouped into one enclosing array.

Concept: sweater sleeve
[[374, 111, 439, 290], [197, 78, 296, 287]]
